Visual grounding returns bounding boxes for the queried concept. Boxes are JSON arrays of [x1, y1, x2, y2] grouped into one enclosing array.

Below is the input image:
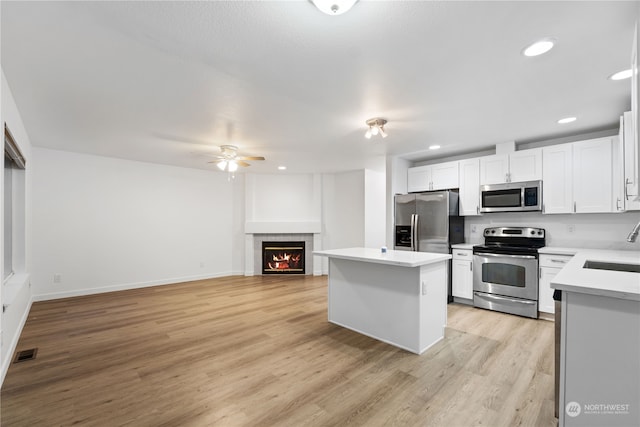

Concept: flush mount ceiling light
[[609, 69, 633, 81], [522, 38, 556, 57], [311, 0, 358, 15], [557, 117, 577, 124], [364, 118, 388, 139], [429, 145, 441, 150]]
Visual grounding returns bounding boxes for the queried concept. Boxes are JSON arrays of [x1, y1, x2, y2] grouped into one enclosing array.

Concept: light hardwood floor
[[1, 275, 557, 426]]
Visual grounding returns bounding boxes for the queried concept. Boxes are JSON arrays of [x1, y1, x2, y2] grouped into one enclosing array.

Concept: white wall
[[386, 155, 411, 247], [31, 148, 237, 300], [321, 171, 365, 273], [364, 169, 386, 248], [464, 211, 640, 250], [1, 69, 34, 383], [246, 173, 320, 223]]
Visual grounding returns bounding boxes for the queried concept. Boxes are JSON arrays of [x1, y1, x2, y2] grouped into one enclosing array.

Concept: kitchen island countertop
[[314, 247, 451, 268]]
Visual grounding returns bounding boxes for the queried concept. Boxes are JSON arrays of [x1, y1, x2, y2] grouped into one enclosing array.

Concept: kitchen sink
[[583, 260, 640, 273]]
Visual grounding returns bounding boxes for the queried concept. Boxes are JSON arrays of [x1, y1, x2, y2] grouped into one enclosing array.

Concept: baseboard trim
[[33, 272, 238, 302]]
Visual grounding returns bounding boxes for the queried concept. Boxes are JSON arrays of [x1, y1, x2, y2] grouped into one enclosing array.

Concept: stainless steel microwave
[[480, 180, 542, 213]]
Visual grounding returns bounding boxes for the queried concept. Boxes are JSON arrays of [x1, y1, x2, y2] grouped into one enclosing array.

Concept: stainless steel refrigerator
[[394, 190, 465, 302]]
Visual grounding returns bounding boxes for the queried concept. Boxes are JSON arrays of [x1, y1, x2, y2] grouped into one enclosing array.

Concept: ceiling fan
[[206, 145, 265, 172]]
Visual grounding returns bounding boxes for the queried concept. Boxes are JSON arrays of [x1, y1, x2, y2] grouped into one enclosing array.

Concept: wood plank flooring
[[1, 275, 557, 426]]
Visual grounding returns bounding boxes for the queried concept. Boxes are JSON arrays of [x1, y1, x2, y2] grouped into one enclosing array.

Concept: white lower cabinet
[[538, 254, 573, 314], [452, 249, 473, 300]]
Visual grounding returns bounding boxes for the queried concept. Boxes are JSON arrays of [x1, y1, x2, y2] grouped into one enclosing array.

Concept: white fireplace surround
[[244, 174, 323, 276]]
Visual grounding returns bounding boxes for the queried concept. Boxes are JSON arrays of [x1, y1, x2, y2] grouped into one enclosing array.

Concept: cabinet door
[[622, 111, 640, 210], [573, 137, 613, 213], [431, 161, 459, 190], [480, 154, 509, 185], [539, 267, 560, 314], [459, 158, 481, 216], [407, 166, 431, 193], [452, 259, 473, 299], [543, 144, 573, 214], [509, 148, 542, 182]]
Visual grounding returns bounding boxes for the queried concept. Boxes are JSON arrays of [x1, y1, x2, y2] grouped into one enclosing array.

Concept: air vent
[[13, 348, 37, 363]]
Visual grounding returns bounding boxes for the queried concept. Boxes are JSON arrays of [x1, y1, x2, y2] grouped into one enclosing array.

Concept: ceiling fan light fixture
[[228, 160, 238, 172], [217, 160, 227, 171], [364, 118, 388, 140], [311, 0, 358, 15]]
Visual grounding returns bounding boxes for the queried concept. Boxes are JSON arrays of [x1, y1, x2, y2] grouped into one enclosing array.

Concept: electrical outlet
[[53, 274, 61, 283], [471, 225, 478, 234], [567, 224, 575, 233]]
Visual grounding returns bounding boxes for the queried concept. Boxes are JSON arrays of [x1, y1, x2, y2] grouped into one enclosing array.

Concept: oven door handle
[[476, 253, 536, 260], [475, 292, 537, 305]]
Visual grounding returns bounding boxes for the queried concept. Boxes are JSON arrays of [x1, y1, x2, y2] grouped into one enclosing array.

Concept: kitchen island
[[552, 249, 640, 427], [314, 247, 451, 354]]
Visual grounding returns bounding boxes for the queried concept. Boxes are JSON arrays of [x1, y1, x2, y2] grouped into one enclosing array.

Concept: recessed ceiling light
[[429, 145, 441, 150], [609, 69, 633, 81], [523, 38, 556, 57], [557, 117, 577, 124], [278, 166, 287, 171]]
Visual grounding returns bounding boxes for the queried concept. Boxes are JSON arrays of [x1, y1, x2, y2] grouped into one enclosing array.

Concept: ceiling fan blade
[[237, 156, 265, 161], [236, 160, 251, 167]]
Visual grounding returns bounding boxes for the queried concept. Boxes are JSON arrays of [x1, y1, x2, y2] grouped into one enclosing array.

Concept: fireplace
[[262, 241, 305, 275]]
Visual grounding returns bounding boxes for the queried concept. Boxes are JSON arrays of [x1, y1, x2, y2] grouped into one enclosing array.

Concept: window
[[4, 124, 26, 282]]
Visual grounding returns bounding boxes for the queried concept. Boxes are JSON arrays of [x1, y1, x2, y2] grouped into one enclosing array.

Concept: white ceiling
[[1, 1, 637, 174]]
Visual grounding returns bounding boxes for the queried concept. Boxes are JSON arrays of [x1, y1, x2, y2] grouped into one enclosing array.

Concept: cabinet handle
[[542, 203, 545, 214], [470, 262, 473, 272], [539, 267, 541, 279], [550, 259, 567, 264], [625, 178, 631, 201], [456, 252, 468, 256], [616, 198, 622, 211], [573, 201, 576, 213], [476, 205, 480, 215]]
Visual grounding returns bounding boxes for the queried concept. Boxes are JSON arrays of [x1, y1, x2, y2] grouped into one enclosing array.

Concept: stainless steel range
[[473, 226, 545, 318]]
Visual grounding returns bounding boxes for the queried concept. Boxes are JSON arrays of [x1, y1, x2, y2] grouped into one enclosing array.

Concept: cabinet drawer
[[452, 249, 472, 260], [540, 254, 573, 268]]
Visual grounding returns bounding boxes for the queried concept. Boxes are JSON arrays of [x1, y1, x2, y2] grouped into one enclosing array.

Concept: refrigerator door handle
[[412, 214, 419, 252]]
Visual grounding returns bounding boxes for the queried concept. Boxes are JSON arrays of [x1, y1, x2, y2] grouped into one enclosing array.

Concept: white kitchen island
[[314, 247, 451, 354]]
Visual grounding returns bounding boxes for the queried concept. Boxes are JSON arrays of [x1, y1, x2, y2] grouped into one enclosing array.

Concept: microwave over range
[[479, 180, 542, 213]]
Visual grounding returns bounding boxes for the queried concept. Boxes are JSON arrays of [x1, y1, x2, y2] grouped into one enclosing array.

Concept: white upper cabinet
[[542, 144, 573, 214], [479, 148, 542, 184], [622, 111, 640, 210], [573, 137, 613, 213], [407, 165, 430, 193], [509, 149, 543, 182], [458, 158, 481, 216], [407, 161, 459, 192], [431, 161, 460, 190], [479, 154, 509, 185]]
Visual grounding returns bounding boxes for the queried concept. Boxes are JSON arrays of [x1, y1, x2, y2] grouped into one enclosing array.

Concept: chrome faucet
[[628, 219, 640, 243]]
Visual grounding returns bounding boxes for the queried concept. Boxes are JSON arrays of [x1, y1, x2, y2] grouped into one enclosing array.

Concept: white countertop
[[551, 249, 640, 301], [314, 247, 451, 268], [538, 246, 581, 256], [451, 243, 475, 250]]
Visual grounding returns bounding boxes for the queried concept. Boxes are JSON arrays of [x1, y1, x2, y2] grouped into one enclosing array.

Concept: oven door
[[473, 252, 538, 301]]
